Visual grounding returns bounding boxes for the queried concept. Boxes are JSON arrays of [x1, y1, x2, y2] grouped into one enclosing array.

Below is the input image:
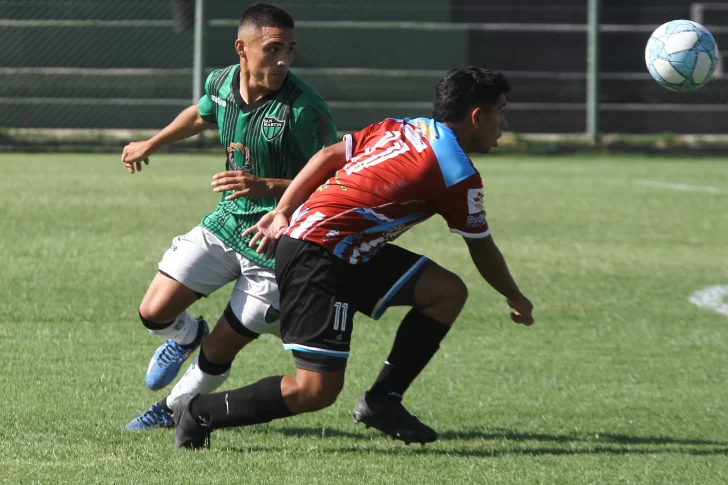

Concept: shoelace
[[156, 341, 189, 366], [140, 406, 172, 427]]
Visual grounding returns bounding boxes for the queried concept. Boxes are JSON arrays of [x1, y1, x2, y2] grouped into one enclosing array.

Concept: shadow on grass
[[219, 426, 728, 457]]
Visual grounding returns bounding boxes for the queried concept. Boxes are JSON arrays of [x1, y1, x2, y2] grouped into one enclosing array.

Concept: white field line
[[637, 180, 728, 195], [689, 286, 728, 317]]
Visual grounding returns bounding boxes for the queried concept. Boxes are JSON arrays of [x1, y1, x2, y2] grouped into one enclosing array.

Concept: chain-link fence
[[1, 0, 727, 149], [0, 0, 197, 135]]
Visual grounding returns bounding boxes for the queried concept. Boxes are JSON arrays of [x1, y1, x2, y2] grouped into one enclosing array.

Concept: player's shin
[[188, 376, 292, 429], [165, 350, 231, 408], [367, 309, 451, 401]]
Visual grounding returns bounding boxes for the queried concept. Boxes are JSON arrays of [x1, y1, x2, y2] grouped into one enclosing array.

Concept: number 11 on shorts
[[333, 302, 349, 331]]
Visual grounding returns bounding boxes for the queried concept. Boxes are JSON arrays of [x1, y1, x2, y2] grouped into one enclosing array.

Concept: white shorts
[[158, 225, 280, 337]]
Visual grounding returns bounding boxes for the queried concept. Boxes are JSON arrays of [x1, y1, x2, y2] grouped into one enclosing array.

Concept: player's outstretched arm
[[121, 104, 213, 174], [273, 140, 348, 215], [464, 236, 534, 326], [242, 140, 347, 256], [211, 170, 292, 200]]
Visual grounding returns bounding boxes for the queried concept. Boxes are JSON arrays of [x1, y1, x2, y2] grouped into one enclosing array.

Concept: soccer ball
[[645, 20, 720, 92]]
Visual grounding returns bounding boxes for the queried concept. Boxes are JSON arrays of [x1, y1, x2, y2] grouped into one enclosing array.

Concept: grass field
[[1, 153, 727, 484]]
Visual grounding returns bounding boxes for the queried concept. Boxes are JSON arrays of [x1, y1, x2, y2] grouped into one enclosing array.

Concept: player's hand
[[121, 141, 152, 174], [241, 210, 290, 259], [211, 171, 271, 200], [507, 294, 534, 326]]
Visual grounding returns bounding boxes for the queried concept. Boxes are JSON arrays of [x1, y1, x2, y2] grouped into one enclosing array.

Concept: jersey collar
[[232, 66, 286, 113]]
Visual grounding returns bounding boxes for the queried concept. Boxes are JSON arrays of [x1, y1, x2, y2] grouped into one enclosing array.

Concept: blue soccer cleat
[[125, 404, 174, 431], [145, 317, 209, 391]]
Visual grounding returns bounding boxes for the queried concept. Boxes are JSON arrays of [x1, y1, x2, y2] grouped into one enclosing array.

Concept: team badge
[[262, 115, 285, 141]]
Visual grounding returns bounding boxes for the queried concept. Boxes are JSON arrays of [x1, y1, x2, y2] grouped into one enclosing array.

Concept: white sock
[[148, 311, 199, 346], [166, 357, 231, 408]]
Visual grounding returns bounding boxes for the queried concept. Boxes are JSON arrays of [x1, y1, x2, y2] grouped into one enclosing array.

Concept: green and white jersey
[[198, 65, 337, 269]]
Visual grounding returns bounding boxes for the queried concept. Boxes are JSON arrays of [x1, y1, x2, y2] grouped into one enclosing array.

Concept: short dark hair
[[239, 3, 294, 30], [432, 66, 511, 123]]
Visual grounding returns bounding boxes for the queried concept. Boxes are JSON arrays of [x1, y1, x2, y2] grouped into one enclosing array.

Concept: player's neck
[[442, 121, 473, 153], [238, 66, 274, 105]]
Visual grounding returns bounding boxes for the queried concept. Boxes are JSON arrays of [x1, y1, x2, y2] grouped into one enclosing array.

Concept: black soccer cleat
[[171, 393, 211, 450], [353, 392, 438, 445]]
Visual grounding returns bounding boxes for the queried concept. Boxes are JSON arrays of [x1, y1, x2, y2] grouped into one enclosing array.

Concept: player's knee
[[444, 274, 469, 314], [294, 376, 344, 413], [415, 268, 468, 323], [138, 302, 166, 328], [307, 389, 340, 412]]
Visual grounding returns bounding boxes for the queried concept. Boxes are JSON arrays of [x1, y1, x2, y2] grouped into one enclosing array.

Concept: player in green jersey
[[122, 4, 337, 431]]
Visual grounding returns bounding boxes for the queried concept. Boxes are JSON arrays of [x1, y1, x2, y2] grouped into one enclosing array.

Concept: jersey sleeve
[[343, 122, 381, 161], [197, 72, 218, 123], [436, 172, 491, 239], [291, 104, 338, 162]]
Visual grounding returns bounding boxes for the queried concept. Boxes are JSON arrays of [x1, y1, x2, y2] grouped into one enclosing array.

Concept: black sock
[[197, 345, 232, 376], [156, 398, 172, 413], [180, 317, 206, 350], [189, 376, 292, 429], [368, 309, 450, 401]]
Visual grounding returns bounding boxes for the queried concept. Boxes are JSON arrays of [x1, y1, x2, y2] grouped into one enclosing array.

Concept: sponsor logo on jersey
[[467, 188, 485, 214], [403, 122, 427, 152], [211, 94, 227, 107], [262, 115, 286, 141], [227, 143, 252, 172], [467, 213, 487, 228], [415, 120, 437, 140]]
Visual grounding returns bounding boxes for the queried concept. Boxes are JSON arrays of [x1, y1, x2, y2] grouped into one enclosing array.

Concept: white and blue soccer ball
[[645, 20, 720, 92]]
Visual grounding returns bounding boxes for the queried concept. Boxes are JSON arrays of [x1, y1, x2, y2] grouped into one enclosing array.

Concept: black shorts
[[275, 236, 429, 372]]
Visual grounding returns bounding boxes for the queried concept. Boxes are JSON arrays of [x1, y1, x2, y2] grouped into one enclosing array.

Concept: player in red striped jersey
[[286, 116, 492, 264], [171, 66, 535, 449]]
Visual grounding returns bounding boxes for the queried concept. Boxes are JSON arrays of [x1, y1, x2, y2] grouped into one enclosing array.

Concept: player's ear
[[470, 107, 482, 128], [235, 38, 246, 59]]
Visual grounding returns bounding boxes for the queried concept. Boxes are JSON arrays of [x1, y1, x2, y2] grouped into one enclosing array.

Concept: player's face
[[239, 26, 296, 91], [475, 94, 507, 153]]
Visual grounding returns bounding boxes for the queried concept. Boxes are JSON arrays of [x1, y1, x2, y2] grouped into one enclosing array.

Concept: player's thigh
[[357, 245, 467, 324], [142, 226, 240, 320], [226, 258, 281, 338], [139, 272, 201, 322], [356, 244, 429, 320], [275, 236, 355, 373]]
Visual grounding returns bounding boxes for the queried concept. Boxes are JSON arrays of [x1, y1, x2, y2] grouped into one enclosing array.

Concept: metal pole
[[192, 0, 205, 145], [192, 0, 205, 104], [587, 0, 601, 145]]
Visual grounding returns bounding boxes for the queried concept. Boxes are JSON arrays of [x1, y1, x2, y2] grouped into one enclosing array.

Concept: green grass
[[1, 153, 727, 484]]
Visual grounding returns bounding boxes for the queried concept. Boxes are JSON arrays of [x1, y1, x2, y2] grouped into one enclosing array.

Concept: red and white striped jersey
[[285, 117, 490, 264]]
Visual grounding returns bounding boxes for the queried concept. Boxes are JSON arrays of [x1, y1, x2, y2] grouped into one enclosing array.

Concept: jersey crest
[[262, 115, 286, 141]]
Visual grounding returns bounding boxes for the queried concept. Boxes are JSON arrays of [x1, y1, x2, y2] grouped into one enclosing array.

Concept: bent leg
[[166, 313, 255, 407], [183, 368, 344, 430], [356, 251, 466, 445], [138, 272, 203, 346]]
